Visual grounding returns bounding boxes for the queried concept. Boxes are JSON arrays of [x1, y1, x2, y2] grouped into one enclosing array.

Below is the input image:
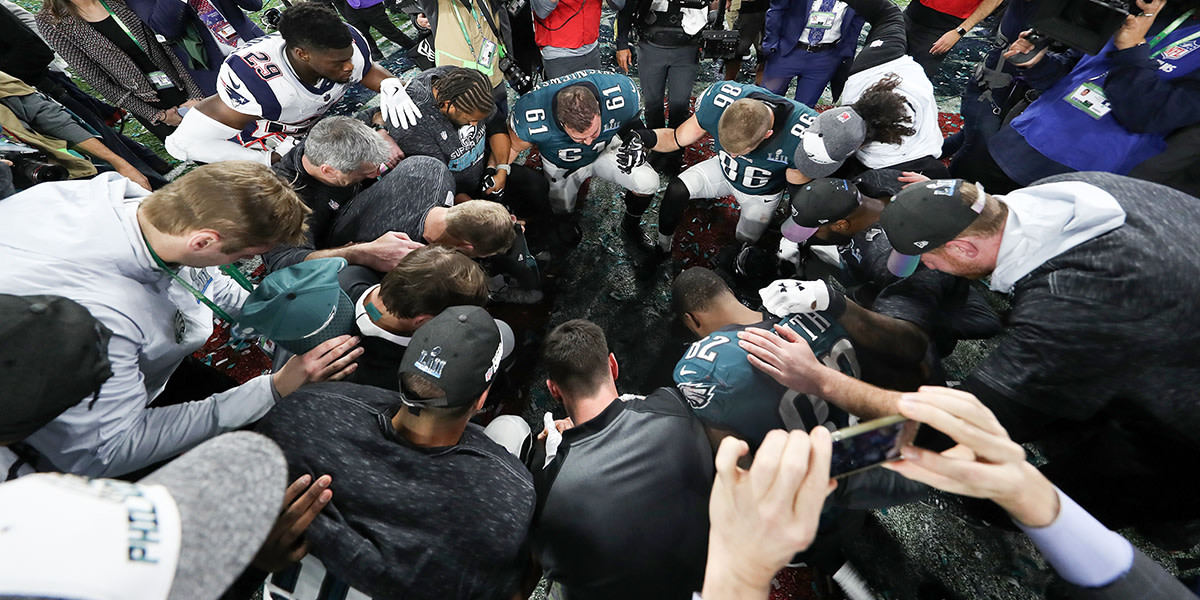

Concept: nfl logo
[[1164, 46, 1190, 59], [837, 111, 852, 122]]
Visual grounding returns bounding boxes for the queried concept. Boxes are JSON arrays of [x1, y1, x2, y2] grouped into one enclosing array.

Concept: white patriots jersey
[[216, 26, 372, 142]]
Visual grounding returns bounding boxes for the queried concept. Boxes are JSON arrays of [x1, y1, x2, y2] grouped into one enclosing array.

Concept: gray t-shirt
[[386, 67, 491, 194], [326, 154, 456, 247], [256, 382, 536, 600]]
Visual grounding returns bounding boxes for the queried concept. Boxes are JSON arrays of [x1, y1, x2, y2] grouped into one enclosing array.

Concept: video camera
[[700, 0, 740, 60], [1028, 0, 1142, 54]]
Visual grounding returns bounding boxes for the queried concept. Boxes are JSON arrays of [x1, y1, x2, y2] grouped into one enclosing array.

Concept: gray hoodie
[[990, 180, 1126, 293]]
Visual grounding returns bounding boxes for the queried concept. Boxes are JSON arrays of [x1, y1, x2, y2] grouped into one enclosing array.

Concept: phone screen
[[828, 415, 919, 479]]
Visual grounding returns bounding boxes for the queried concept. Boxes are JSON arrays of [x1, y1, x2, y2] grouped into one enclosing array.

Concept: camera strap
[[1148, 9, 1199, 57]]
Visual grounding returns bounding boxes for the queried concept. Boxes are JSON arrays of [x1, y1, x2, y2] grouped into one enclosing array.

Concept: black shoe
[[621, 215, 665, 256]]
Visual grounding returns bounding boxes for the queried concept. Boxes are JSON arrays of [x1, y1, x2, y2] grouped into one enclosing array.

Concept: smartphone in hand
[[829, 415, 919, 479]]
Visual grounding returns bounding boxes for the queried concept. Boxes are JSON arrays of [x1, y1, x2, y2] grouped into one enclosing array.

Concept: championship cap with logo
[[238, 258, 355, 354], [879, 179, 986, 277], [781, 178, 862, 243], [398, 306, 514, 408], [792, 107, 867, 179], [0, 294, 113, 442], [0, 431, 286, 600]]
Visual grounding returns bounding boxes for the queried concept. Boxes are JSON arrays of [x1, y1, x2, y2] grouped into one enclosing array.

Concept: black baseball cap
[[850, 168, 906, 199], [879, 179, 987, 276], [398, 306, 505, 409], [0, 295, 113, 442], [781, 178, 862, 243]]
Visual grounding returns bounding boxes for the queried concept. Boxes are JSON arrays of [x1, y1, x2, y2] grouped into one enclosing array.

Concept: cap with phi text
[[792, 107, 866, 179], [879, 179, 986, 277], [398, 306, 507, 409], [0, 432, 286, 600], [238, 258, 355, 355], [781, 178, 862, 243]]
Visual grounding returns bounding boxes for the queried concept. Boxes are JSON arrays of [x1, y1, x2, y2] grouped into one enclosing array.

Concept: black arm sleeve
[[840, 0, 908, 75]]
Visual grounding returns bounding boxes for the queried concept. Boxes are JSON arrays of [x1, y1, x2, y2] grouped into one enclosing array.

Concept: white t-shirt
[[839, 55, 942, 168], [216, 26, 371, 141]]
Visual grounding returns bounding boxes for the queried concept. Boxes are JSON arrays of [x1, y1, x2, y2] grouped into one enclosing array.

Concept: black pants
[[332, 0, 415, 58]]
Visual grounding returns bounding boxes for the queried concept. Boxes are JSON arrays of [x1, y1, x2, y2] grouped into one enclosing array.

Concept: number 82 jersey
[[694, 81, 818, 195], [509, 70, 642, 169], [674, 311, 859, 449]]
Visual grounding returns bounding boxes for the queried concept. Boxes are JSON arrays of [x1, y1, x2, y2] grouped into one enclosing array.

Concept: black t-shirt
[[533, 389, 713, 600], [256, 382, 536, 600], [336, 265, 411, 391], [263, 139, 367, 272], [88, 16, 185, 108]]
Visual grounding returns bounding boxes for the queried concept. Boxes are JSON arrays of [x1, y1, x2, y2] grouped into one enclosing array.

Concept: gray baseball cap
[[793, 107, 867, 179]]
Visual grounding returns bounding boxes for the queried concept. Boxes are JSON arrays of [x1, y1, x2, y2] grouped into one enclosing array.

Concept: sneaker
[[621, 215, 666, 256]]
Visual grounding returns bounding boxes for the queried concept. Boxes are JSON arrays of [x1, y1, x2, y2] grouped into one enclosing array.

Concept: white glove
[[542, 412, 563, 469], [378, 77, 421, 130], [777, 238, 801, 265], [759, 279, 831, 317]]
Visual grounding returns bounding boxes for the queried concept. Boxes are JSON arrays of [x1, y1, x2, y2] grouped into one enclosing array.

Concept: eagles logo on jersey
[[509, 70, 642, 169], [674, 311, 859, 448], [694, 81, 819, 195]]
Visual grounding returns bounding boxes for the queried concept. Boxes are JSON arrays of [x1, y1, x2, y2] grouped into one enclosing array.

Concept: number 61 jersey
[[216, 27, 371, 142], [694, 81, 818, 195], [674, 311, 859, 449], [509, 70, 642, 169]]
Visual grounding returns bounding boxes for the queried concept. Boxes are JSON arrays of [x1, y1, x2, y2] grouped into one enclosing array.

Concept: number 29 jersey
[[674, 311, 859, 449], [216, 26, 372, 141], [509, 70, 642, 170], [694, 81, 818, 195]]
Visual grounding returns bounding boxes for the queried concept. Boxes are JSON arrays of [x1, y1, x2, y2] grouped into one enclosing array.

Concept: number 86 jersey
[[694, 81, 819, 195], [674, 311, 859, 449], [509, 70, 642, 170]]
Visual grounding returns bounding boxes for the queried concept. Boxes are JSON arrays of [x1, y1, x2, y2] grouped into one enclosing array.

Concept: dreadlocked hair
[[433, 67, 496, 119], [851, 74, 917, 146]]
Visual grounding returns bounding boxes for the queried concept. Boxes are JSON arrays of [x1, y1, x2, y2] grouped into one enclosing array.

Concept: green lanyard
[[97, 0, 148, 55], [144, 238, 253, 324], [1148, 9, 1199, 57], [450, 0, 506, 59]]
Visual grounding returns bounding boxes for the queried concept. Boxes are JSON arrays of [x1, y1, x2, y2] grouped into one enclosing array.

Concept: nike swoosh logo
[[679, 367, 697, 376]]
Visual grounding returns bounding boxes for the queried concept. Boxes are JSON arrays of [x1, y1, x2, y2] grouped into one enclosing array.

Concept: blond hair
[[140, 162, 310, 252], [717, 99, 772, 155], [444, 200, 515, 256], [956, 182, 1008, 239]]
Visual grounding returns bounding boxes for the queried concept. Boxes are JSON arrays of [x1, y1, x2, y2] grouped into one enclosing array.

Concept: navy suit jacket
[[125, 0, 266, 95], [762, 0, 864, 59]]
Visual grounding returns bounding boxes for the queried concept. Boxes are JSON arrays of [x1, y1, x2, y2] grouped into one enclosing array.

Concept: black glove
[[615, 135, 648, 174], [482, 167, 504, 200]]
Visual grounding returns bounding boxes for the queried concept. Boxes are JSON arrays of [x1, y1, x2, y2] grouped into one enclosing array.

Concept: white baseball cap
[[0, 432, 287, 600]]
